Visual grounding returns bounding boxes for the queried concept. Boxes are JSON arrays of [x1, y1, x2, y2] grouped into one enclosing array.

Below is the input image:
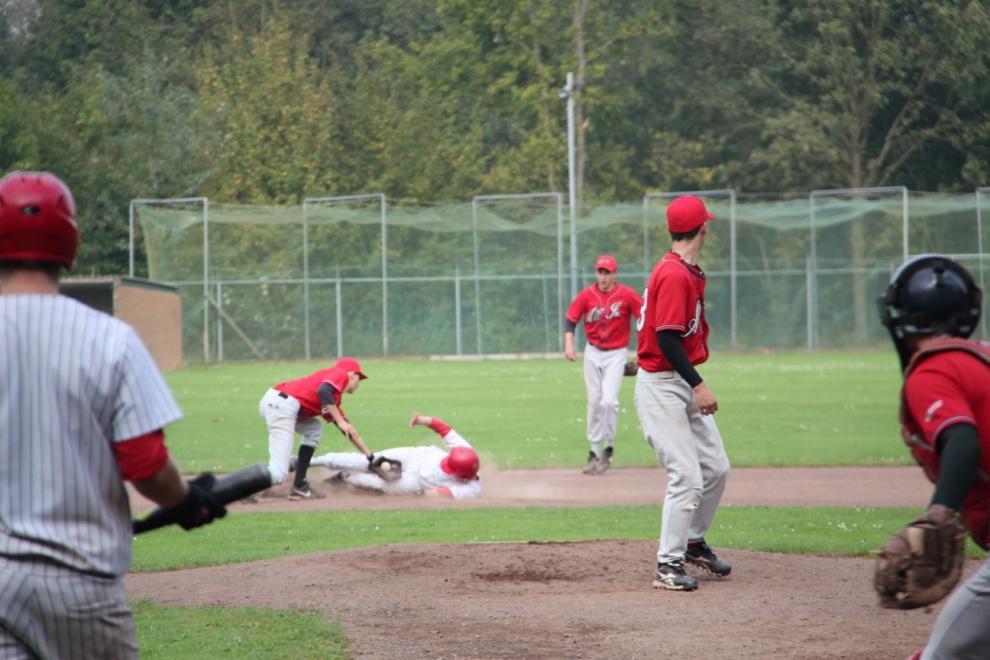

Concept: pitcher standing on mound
[[635, 195, 731, 592]]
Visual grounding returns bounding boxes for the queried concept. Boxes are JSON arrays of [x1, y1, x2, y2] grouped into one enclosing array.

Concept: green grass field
[[134, 350, 927, 658], [163, 350, 907, 472]]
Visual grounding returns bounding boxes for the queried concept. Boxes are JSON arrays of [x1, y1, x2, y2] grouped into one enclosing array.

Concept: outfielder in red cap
[[563, 253, 643, 475]]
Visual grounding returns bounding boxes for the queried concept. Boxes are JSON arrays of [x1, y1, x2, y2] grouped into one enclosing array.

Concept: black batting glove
[[173, 473, 227, 531]]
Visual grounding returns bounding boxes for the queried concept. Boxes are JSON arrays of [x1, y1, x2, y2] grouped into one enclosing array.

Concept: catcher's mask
[[877, 254, 982, 369], [441, 446, 479, 480], [0, 171, 78, 269]]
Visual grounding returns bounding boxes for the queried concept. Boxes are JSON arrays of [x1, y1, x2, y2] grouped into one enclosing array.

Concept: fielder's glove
[[623, 360, 638, 377], [368, 454, 402, 482], [172, 473, 227, 531], [874, 504, 967, 609]]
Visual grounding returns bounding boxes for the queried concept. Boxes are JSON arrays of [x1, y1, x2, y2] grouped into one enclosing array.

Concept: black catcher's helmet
[[877, 254, 982, 369]]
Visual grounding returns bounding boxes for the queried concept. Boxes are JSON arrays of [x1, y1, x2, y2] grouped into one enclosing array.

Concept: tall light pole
[[561, 72, 580, 298]]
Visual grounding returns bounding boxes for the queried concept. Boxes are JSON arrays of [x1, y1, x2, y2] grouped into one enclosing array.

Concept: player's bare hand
[[564, 348, 578, 362], [693, 382, 718, 415]]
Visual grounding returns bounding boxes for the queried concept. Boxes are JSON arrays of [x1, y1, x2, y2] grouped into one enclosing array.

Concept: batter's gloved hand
[[173, 473, 227, 531], [368, 454, 402, 482], [874, 504, 967, 609], [623, 360, 638, 377]]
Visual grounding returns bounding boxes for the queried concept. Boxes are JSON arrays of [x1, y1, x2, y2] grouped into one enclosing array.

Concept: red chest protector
[[899, 338, 990, 550]]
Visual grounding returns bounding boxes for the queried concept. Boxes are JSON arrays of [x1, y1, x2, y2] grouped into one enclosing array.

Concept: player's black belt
[[277, 391, 289, 399]]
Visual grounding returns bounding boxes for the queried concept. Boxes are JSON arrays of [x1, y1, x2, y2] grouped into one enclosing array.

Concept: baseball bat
[[133, 463, 273, 535]]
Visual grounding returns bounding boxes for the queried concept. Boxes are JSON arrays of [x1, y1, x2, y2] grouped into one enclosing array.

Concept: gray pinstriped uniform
[[0, 294, 181, 659]]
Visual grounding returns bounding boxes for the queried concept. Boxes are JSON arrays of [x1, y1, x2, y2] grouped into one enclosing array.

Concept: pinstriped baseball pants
[[0, 557, 137, 659]]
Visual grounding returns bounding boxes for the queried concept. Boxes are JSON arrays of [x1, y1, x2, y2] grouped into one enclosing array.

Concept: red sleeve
[[113, 429, 169, 481], [905, 365, 976, 445], [566, 289, 588, 324], [652, 270, 690, 332], [322, 368, 349, 401]]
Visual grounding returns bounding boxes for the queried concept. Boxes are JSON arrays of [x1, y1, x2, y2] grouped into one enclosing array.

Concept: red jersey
[[275, 366, 349, 419], [636, 251, 710, 372], [900, 338, 990, 548], [566, 283, 642, 350]]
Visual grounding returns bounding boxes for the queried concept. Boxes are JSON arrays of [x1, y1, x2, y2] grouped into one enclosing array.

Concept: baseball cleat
[[288, 480, 326, 500], [581, 451, 600, 475], [685, 540, 732, 576], [653, 562, 698, 591], [323, 471, 349, 485], [597, 446, 613, 473]]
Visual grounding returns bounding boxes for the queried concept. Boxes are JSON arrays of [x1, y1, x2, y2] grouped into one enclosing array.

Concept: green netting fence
[[131, 187, 989, 363]]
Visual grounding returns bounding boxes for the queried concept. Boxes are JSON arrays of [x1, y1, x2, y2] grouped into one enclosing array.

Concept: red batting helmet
[[441, 446, 479, 480], [0, 171, 79, 268]]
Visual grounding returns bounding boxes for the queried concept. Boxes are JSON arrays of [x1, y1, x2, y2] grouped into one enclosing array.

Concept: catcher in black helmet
[[874, 255, 989, 660]]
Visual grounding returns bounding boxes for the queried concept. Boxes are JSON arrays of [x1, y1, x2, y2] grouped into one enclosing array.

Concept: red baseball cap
[[666, 195, 714, 233], [335, 357, 368, 379], [595, 254, 618, 272]]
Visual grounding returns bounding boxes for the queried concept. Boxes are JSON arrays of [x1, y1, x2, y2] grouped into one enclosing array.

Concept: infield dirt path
[[129, 465, 933, 514], [126, 467, 964, 659]]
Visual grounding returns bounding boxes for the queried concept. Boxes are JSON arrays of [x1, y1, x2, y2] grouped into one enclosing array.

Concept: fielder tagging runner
[[564, 254, 642, 474], [260, 357, 377, 500], [309, 413, 481, 499]]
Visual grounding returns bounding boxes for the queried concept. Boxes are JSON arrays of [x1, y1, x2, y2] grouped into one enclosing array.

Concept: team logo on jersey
[[588, 302, 622, 323], [683, 299, 703, 337]]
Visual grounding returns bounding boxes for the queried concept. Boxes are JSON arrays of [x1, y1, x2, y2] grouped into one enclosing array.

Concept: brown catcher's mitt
[[623, 360, 638, 377], [874, 504, 967, 609], [368, 454, 402, 482]]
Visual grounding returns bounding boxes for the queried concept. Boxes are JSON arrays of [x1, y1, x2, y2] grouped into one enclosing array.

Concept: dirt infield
[[125, 467, 961, 658]]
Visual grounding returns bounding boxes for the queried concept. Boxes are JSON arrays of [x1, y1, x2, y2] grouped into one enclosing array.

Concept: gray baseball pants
[[583, 344, 628, 454], [921, 556, 990, 659], [634, 369, 730, 564], [260, 388, 323, 484]]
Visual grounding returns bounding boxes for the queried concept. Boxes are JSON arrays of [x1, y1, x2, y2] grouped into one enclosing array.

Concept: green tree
[[195, 20, 339, 203]]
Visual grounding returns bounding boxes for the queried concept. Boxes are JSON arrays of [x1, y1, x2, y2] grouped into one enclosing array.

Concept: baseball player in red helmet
[[635, 195, 731, 592], [0, 171, 225, 658], [309, 413, 482, 499], [875, 255, 990, 659], [564, 254, 643, 474], [261, 356, 379, 499]]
